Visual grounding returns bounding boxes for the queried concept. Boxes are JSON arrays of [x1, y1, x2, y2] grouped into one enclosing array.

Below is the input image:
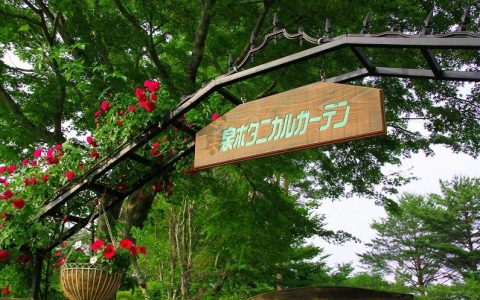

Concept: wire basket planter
[[60, 263, 122, 300]]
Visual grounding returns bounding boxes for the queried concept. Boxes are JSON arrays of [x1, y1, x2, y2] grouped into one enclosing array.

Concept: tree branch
[[234, 0, 274, 66], [53, 79, 66, 142], [0, 84, 60, 144], [0, 7, 42, 27], [113, 0, 178, 97], [34, 0, 73, 46], [22, 0, 40, 14], [186, 0, 216, 92], [112, 0, 143, 31]]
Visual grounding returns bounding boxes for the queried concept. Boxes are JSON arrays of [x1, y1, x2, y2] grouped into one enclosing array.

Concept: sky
[[312, 143, 480, 270]]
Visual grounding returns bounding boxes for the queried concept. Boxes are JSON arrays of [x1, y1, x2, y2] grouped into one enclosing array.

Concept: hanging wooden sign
[[194, 82, 385, 169]]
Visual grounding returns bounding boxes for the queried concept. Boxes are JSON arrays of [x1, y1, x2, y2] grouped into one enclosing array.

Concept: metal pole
[[31, 253, 43, 300]]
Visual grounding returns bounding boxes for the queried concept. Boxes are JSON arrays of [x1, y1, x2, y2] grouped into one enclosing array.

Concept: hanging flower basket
[[60, 263, 122, 300]]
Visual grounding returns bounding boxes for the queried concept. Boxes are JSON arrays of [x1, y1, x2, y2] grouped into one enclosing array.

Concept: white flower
[[73, 241, 82, 249], [82, 245, 91, 256], [90, 256, 98, 265]]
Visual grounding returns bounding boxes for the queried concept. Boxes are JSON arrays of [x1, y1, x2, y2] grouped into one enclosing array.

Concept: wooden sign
[[194, 82, 385, 169]]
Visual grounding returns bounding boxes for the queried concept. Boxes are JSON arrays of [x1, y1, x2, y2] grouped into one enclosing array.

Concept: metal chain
[[99, 201, 116, 246]]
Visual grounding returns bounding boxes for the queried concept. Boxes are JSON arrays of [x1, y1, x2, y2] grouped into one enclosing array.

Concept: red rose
[[142, 100, 156, 112], [0, 250, 9, 261], [100, 100, 109, 112], [90, 151, 99, 159], [116, 119, 123, 126], [46, 156, 59, 165], [150, 92, 157, 101], [3, 190, 13, 200], [55, 144, 62, 150], [94, 110, 103, 118], [12, 199, 25, 209], [119, 238, 134, 249], [212, 112, 220, 121], [61, 241, 68, 248], [42, 174, 48, 183], [0, 166, 5, 173], [92, 239, 105, 251], [33, 149, 42, 158], [151, 148, 158, 156], [152, 184, 163, 192], [136, 246, 147, 254], [30, 177, 36, 185], [22, 158, 29, 166], [103, 244, 116, 259], [117, 183, 128, 191], [46, 148, 54, 157], [7, 165, 16, 174], [128, 105, 136, 112], [135, 88, 147, 102], [66, 171, 75, 181], [144, 80, 160, 92], [129, 246, 137, 256], [55, 250, 62, 257], [86, 136, 97, 147], [2, 287, 9, 295], [31, 160, 37, 167]]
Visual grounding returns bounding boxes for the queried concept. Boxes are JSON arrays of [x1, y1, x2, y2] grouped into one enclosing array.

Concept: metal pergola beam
[[421, 49, 443, 77], [38, 31, 480, 222]]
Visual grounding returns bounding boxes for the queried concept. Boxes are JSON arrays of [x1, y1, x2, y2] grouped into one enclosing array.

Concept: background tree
[[360, 194, 450, 296], [423, 177, 480, 281]]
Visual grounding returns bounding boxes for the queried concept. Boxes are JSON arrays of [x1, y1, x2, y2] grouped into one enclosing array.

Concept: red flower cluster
[[150, 140, 164, 159], [66, 171, 75, 181], [92, 239, 105, 251], [45, 148, 61, 165], [90, 238, 147, 259], [101, 101, 110, 112], [2, 190, 13, 200], [86, 136, 97, 147], [135, 80, 160, 112], [11, 199, 25, 209], [152, 183, 163, 192], [0, 250, 9, 261], [144, 80, 160, 92], [103, 244, 116, 259], [2, 287, 9, 295]]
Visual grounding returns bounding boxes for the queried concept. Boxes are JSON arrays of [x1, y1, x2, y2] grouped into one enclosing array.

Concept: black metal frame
[[30, 9, 480, 298]]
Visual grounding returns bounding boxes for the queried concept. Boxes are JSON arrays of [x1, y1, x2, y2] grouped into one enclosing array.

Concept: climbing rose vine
[[0, 79, 198, 295]]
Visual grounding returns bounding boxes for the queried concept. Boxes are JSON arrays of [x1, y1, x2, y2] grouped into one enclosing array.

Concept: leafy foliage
[[0, 0, 479, 298]]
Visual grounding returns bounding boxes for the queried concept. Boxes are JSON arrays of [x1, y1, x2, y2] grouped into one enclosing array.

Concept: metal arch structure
[[30, 9, 480, 298]]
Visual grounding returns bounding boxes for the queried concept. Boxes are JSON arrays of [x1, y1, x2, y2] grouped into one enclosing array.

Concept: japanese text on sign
[[219, 100, 350, 152]]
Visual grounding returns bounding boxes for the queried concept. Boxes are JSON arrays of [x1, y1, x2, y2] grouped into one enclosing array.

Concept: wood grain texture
[[195, 82, 385, 169]]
